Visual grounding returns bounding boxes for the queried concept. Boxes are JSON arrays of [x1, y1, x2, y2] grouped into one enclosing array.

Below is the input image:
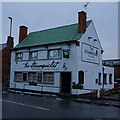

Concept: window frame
[[14, 72, 54, 84], [14, 72, 23, 82], [48, 49, 62, 59], [109, 74, 112, 84], [95, 78, 98, 84], [23, 72, 28, 82], [28, 72, 37, 82], [29, 51, 38, 60], [78, 71, 84, 84], [103, 73, 107, 84], [98, 73, 102, 85], [16, 52, 23, 61], [37, 72, 43, 83], [43, 72, 54, 84]]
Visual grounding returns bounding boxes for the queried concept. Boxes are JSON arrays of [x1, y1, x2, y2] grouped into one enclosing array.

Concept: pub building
[[10, 11, 114, 95]]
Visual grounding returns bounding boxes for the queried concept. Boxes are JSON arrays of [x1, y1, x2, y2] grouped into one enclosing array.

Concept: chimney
[[19, 26, 28, 43], [7, 36, 14, 48], [78, 11, 86, 33]]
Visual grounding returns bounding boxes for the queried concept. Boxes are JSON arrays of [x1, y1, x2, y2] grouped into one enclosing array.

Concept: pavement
[[3, 88, 120, 108]]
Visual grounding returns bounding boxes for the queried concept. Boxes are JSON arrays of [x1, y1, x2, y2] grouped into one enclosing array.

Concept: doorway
[[60, 72, 71, 94]]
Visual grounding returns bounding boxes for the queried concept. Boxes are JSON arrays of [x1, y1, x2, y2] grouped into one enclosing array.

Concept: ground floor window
[[98, 73, 102, 85], [23, 73, 27, 82], [15, 72, 22, 82], [78, 71, 84, 84], [109, 74, 112, 84], [43, 72, 54, 84], [103, 73, 107, 84], [14, 71, 54, 84], [28, 72, 37, 82], [38, 72, 42, 83]]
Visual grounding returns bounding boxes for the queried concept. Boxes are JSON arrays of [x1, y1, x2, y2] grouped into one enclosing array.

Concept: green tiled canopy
[[14, 20, 92, 49]]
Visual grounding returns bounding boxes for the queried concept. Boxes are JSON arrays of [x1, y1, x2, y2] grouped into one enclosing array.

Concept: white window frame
[[29, 51, 38, 60], [109, 74, 112, 84], [28, 72, 37, 82], [16, 52, 23, 60], [48, 49, 61, 59], [43, 72, 54, 84], [14, 72, 23, 82]]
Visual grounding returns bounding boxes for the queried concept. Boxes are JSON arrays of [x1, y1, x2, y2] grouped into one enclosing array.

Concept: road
[[2, 92, 120, 119]]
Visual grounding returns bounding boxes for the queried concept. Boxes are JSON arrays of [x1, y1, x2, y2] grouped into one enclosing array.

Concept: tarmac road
[[2, 92, 120, 119]]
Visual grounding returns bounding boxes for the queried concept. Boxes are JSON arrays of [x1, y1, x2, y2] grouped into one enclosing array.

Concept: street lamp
[[8, 17, 12, 37]]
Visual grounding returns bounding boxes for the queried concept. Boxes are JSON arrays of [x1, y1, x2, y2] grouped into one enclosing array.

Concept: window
[[38, 73, 42, 83], [43, 72, 54, 84], [16, 53, 23, 60], [103, 73, 107, 84], [98, 73, 101, 85], [30, 51, 38, 60], [109, 74, 112, 84], [78, 71, 84, 84], [95, 79, 98, 84], [15, 72, 22, 82], [48, 49, 61, 59], [23, 73, 27, 82], [28, 72, 37, 82]]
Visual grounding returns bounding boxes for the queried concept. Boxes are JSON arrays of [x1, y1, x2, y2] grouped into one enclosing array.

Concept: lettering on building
[[23, 60, 60, 70]]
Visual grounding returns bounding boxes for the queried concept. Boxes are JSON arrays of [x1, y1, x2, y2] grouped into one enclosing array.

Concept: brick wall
[[114, 66, 120, 81]]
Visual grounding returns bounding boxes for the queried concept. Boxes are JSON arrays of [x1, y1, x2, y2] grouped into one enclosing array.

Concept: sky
[[2, 2, 118, 59]]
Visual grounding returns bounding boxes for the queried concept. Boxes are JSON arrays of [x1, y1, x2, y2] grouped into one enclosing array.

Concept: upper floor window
[[16, 53, 23, 60], [48, 49, 61, 59], [30, 51, 38, 60]]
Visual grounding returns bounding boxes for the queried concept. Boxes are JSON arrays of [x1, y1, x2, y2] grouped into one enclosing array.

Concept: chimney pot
[[78, 11, 86, 33], [19, 26, 28, 43]]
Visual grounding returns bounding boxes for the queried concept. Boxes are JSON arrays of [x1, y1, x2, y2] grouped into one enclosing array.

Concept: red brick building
[[0, 36, 14, 87]]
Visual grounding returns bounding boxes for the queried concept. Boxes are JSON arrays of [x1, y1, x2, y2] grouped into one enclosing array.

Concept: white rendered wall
[[10, 22, 114, 94]]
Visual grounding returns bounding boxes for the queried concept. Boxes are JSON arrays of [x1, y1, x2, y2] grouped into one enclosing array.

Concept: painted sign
[[82, 43, 100, 64], [23, 60, 60, 70]]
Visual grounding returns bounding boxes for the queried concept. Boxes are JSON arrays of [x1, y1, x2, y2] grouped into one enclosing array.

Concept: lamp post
[[8, 17, 12, 37]]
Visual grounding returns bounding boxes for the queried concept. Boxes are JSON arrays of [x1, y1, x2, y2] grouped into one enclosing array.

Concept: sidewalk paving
[[2, 88, 120, 108], [72, 97, 120, 108]]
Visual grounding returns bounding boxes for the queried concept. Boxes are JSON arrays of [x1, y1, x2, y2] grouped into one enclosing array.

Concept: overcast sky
[[2, 2, 118, 59]]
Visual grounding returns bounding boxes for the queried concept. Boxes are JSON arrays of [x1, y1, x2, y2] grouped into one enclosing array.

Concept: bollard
[[97, 90, 100, 98]]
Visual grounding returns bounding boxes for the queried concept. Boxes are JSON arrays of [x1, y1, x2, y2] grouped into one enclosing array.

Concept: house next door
[[60, 72, 71, 94]]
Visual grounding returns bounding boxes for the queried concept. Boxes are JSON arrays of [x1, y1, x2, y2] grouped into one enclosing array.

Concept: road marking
[[56, 98, 63, 101], [1, 99, 50, 111]]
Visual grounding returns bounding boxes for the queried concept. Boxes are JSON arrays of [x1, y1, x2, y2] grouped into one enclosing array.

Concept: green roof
[[14, 20, 92, 49]]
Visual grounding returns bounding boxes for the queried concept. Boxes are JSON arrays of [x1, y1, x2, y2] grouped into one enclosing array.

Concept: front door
[[61, 72, 71, 94]]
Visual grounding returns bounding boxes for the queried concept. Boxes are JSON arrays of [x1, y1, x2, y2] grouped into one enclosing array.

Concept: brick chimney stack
[[19, 26, 28, 43], [78, 11, 86, 33], [7, 36, 14, 48]]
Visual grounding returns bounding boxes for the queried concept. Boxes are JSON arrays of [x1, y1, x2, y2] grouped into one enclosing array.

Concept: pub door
[[60, 72, 71, 94]]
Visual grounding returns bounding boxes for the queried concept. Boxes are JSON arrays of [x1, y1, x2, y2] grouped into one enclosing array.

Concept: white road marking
[[1, 99, 50, 111], [56, 98, 63, 101]]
